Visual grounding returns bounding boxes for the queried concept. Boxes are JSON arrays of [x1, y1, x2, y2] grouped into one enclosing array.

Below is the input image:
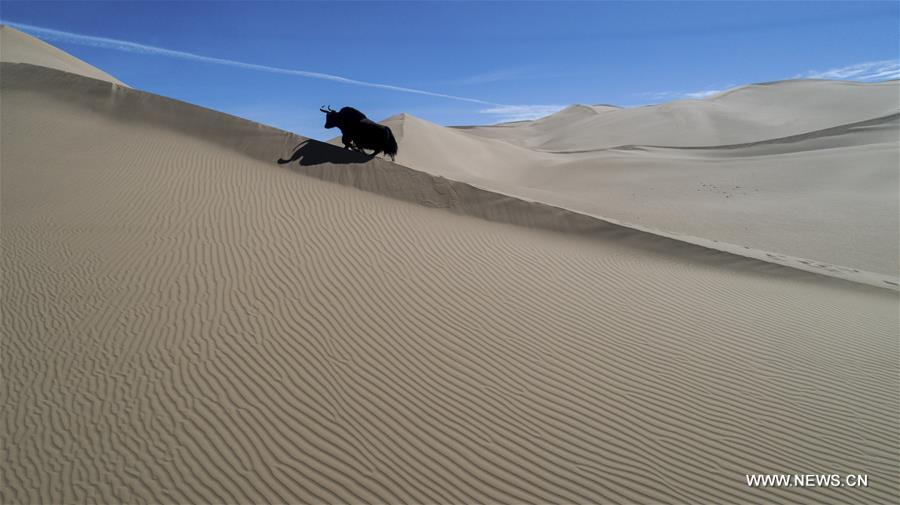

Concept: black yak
[[321, 106, 398, 161]]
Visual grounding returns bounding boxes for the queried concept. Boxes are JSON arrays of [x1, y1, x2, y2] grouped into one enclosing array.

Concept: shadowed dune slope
[[0, 25, 127, 86], [3, 63, 899, 504]]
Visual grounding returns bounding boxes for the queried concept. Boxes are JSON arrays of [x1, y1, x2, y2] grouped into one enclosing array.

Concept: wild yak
[[321, 106, 398, 161]]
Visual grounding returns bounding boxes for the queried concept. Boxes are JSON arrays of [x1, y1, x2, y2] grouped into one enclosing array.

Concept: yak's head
[[320, 105, 339, 129]]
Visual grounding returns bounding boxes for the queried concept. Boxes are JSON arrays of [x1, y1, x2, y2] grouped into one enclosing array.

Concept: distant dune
[[378, 82, 900, 277], [3, 27, 898, 504], [457, 80, 899, 150]]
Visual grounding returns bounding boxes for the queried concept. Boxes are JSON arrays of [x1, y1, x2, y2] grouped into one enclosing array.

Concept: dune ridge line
[[3, 62, 894, 291]]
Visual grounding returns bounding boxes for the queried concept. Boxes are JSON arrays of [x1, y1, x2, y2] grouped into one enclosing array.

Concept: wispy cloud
[[3, 20, 564, 122], [794, 60, 900, 81], [637, 59, 899, 105], [479, 104, 566, 122], [1, 20, 501, 106], [635, 86, 733, 102], [683, 89, 728, 99]]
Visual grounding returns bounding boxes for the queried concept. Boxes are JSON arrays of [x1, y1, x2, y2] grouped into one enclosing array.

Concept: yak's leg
[[344, 136, 368, 154]]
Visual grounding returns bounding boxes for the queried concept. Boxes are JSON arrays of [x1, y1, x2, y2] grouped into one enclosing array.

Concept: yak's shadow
[[277, 140, 373, 167]]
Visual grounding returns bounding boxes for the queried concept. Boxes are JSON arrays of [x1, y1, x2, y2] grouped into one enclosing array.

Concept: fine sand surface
[[0, 25, 127, 86], [3, 27, 899, 504], [378, 82, 900, 278]]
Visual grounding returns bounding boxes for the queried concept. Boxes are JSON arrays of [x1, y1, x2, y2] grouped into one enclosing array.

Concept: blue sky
[[2, 1, 898, 140]]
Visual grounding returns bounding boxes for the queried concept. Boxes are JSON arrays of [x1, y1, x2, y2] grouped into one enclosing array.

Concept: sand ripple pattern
[[2, 65, 899, 504]]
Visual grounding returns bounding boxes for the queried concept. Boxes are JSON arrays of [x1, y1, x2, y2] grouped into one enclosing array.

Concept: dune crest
[[463, 79, 899, 150], [0, 25, 127, 86]]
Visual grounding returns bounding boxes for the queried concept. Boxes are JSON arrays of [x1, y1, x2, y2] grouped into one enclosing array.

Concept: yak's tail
[[383, 126, 398, 161]]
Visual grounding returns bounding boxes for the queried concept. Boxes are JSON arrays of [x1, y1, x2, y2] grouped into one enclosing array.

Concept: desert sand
[[2, 26, 899, 504], [377, 82, 899, 278]]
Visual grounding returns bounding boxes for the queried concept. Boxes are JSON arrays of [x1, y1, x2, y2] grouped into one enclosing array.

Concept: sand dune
[[375, 113, 559, 183], [382, 98, 899, 277], [3, 28, 899, 504], [458, 80, 900, 150], [0, 25, 127, 86]]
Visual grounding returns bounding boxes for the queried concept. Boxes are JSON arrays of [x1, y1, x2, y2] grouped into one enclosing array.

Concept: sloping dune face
[[462, 80, 900, 150], [376, 113, 558, 183], [2, 63, 899, 504], [0, 26, 127, 86], [386, 83, 900, 277]]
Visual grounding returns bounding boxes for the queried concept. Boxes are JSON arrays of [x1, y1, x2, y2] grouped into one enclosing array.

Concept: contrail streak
[[2, 20, 504, 106]]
